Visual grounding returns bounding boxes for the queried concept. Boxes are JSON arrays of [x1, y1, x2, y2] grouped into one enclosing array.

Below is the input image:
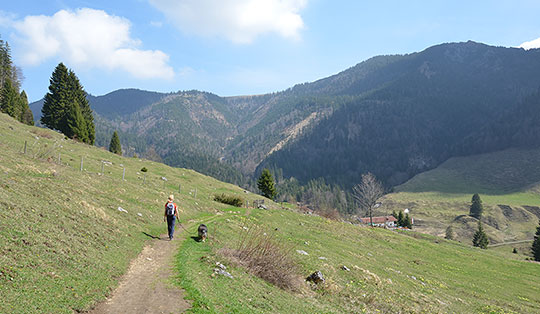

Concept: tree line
[[0, 36, 33, 125]]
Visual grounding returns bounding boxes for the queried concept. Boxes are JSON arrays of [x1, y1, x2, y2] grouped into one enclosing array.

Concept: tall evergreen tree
[[19, 91, 33, 125], [65, 101, 89, 142], [41, 63, 70, 132], [532, 219, 540, 262], [0, 79, 18, 118], [403, 213, 413, 229], [0, 39, 13, 89], [257, 168, 276, 199], [109, 131, 122, 155], [469, 193, 484, 219], [472, 221, 489, 249], [397, 210, 404, 227], [41, 63, 94, 144], [68, 70, 94, 144]]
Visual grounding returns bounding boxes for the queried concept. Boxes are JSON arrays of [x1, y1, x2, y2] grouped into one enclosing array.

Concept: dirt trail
[[88, 234, 191, 314]]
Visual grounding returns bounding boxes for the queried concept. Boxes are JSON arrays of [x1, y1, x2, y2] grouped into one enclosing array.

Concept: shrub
[[319, 209, 341, 221], [221, 225, 302, 291], [213, 194, 244, 207]]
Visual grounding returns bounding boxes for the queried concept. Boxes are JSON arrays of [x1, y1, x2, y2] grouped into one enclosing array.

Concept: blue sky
[[1, 0, 540, 102]]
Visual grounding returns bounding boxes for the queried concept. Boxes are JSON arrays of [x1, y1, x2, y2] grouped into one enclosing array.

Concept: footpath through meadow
[[88, 232, 191, 314]]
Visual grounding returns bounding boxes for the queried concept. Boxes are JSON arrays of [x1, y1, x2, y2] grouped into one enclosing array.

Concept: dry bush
[[213, 193, 244, 207], [31, 129, 53, 139], [319, 209, 342, 221], [221, 225, 303, 291]]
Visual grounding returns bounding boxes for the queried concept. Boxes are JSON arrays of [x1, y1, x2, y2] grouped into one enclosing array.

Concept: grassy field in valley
[[382, 148, 540, 247]]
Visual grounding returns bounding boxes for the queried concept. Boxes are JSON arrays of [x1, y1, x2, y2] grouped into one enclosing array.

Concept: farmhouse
[[358, 215, 398, 228]]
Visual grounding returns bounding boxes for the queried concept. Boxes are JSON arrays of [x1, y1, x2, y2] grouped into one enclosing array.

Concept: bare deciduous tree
[[352, 173, 384, 227]]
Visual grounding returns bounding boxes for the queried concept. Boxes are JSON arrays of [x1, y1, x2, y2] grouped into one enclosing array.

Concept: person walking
[[164, 195, 180, 240]]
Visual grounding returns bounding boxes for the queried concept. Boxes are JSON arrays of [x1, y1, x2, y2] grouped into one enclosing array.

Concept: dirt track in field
[[88, 233, 190, 314]]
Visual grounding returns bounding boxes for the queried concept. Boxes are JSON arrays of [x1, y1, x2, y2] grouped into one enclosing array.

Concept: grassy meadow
[[1, 113, 540, 313], [382, 148, 540, 246]]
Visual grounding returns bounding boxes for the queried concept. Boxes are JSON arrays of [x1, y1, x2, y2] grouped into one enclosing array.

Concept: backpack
[[166, 202, 175, 216]]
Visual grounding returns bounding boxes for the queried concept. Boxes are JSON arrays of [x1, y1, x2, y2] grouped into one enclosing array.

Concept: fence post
[[178, 184, 181, 193], [24, 141, 27, 154], [194, 188, 197, 199], [80, 156, 83, 171], [122, 167, 126, 181]]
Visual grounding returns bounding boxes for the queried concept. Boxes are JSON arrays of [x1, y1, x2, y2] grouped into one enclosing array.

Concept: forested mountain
[[30, 41, 540, 205]]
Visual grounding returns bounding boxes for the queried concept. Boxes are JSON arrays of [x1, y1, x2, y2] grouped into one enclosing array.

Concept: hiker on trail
[[164, 195, 180, 240]]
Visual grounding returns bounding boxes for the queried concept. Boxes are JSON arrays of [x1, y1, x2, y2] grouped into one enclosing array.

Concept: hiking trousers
[[166, 215, 176, 240]]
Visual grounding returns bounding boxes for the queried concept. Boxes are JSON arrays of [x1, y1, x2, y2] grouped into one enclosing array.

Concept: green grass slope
[[1, 113, 539, 313], [0, 113, 260, 313], [384, 148, 540, 245]]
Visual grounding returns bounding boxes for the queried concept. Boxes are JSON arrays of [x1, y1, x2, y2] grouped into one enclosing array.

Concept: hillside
[[2, 113, 540, 313], [382, 147, 540, 244], [30, 42, 540, 194]]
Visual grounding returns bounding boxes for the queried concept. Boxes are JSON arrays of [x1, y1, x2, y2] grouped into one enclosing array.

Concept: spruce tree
[[532, 219, 540, 262], [397, 210, 404, 227], [109, 131, 122, 155], [403, 213, 413, 229], [469, 194, 484, 219], [19, 91, 33, 125], [0, 39, 13, 89], [68, 70, 94, 144], [257, 168, 276, 200], [41, 63, 70, 132], [472, 221, 489, 249], [65, 101, 88, 142], [41, 63, 94, 144], [0, 79, 18, 118]]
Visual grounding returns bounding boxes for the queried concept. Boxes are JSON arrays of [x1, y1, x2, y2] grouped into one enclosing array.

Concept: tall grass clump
[[213, 193, 244, 207], [221, 225, 302, 291]]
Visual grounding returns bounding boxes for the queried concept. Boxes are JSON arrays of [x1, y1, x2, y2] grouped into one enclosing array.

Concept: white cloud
[[10, 8, 174, 79], [149, 0, 308, 44], [519, 37, 540, 50]]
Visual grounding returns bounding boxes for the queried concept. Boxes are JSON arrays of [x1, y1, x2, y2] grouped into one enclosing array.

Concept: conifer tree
[[65, 101, 88, 142], [41, 63, 94, 144], [257, 168, 276, 199], [109, 131, 122, 155], [0, 79, 18, 118], [403, 213, 413, 229], [532, 219, 540, 262], [19, 91, 33, 125], [472, 221, 489, 249], [469, 194, 484, 219], [68, 70, 94, 144], [41, 63, 70, 132], [397, 210, 404, 227], [0, 39, 13, 89]]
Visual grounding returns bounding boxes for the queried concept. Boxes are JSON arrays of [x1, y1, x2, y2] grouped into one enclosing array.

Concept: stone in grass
[[216, 262, 227, 270], [296, 250, 309, 255], [213, 268, 233, 279], [341, 265, 350, 271], [117, 207, 128, 213], [306, 271, 325, 284]]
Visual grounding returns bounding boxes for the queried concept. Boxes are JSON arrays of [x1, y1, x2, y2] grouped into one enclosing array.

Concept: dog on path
[[198, 224, 208, 242]]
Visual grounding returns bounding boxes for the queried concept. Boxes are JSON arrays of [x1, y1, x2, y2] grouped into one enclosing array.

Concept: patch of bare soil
[[88, 234, 190, 314]]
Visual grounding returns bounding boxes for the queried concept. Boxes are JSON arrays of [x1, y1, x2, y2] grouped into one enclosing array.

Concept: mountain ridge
[[30, 41, 540, 195]]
